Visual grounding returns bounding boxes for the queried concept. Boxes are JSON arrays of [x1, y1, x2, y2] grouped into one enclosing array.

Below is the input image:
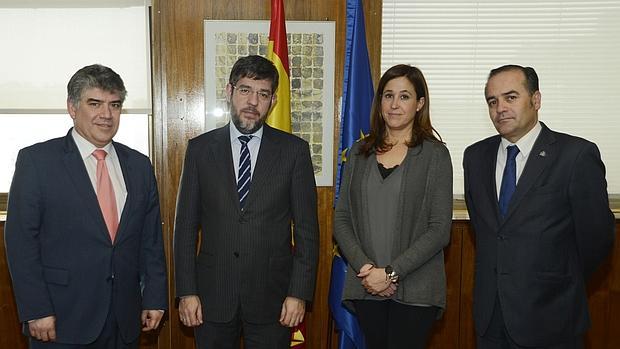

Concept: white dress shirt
[[495, 122, 542, 199], [72, 129, 127, 219]]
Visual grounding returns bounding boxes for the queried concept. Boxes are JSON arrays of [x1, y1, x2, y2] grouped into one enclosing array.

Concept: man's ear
[[67, 98, 76, 119], [225, 83, 233, 103], [533, 90, 541, 110]]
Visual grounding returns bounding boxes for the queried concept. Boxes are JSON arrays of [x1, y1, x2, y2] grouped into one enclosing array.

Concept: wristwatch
[[384, 265, 399, 283]]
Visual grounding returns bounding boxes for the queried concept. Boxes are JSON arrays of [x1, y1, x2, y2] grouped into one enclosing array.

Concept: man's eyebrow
[[85, 98, 122, 104], [501, 90, 520, 97], [486, 90, 520, 102]]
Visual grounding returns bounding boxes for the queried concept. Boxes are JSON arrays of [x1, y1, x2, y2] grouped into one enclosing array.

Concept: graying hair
[[67, 64, 127, 106]]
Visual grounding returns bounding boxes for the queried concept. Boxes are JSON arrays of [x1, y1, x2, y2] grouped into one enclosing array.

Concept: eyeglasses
[[232, 85, 273, 102]]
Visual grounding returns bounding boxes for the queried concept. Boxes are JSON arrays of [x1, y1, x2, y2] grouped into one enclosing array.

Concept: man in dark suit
[[173, 55, 319, 348], [463, 64, 615, 348], [4, 64, 168, 348]]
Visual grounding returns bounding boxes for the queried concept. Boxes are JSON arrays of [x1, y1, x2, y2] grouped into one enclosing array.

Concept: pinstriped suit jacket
[[173, 123, 319, 323]]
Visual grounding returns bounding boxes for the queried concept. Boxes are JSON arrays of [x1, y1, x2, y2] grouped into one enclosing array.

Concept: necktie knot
[[238, 135, 252, 145], [93, 149, 108, 161], [506, 145, 520, 160]]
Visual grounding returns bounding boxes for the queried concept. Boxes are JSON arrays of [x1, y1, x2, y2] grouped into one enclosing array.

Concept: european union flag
[[329, 254, 366, 349], [330, 1, 372, 347], [335, 0, 374, 203]]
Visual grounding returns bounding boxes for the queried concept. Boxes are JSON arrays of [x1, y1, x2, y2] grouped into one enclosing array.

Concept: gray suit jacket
[[173, 123, 319, 323], [463, 122, 615, 346], [334, 140, 453, 309]]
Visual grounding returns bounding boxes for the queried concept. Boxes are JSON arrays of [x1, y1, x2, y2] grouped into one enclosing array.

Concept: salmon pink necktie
[[92, 149, 119, 242]]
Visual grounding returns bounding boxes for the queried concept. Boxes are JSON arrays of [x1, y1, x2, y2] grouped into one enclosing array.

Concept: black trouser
[[353, 299, 438, 349], [194, 308, 289, 349]]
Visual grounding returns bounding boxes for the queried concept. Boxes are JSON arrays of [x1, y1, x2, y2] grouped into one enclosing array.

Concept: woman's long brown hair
[[360, 64, 443, 156]]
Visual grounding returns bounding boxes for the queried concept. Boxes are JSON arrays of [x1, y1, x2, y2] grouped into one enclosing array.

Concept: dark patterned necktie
[[498, 145, 520, 217], [237, 135, 253, 209]]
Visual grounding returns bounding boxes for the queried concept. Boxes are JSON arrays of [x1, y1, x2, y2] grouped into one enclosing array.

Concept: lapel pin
[[539, 150, 546, 157]]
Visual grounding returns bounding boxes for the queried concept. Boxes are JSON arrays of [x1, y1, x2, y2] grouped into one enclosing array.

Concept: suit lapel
[[245, 125, 279, 209], [61, 130, 111, 242], [114, 143, 132, 242], [502, 125, 555, 223], [211, 125, 240, 211], [484, 137, 502, 222]]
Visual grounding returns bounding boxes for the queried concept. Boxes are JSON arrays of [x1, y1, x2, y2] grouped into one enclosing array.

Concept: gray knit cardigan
[[334, 139, 453, 311]]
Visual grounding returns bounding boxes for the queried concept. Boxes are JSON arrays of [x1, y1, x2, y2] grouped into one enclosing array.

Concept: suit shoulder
[[187, 126, 226, 147], [19, 136, 65, 154], [266, 126, 309, 147], [113, 141, 150, 162], [549, 129, 597, 149], [464, 135, 499, 155]]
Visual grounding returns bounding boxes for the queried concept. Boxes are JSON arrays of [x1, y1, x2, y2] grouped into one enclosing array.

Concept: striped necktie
[[237, 135, 253, 209]]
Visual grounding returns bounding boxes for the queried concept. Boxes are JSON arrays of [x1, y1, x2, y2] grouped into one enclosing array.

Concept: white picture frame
[[204, 20, 335, 186]]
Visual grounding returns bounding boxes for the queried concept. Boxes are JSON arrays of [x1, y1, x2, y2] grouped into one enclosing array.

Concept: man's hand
[[178, 295, 203, 327], [279, 297, 305, 327], [28, 315, 56, 342], [141, 310, 164, 331]]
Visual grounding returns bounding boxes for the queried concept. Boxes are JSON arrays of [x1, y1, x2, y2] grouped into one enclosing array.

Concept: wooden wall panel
[[0, 221, 618, 348], [0, 223, 28, 349]]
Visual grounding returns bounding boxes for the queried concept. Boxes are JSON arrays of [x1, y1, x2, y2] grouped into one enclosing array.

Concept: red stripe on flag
[[269, 0, 290, 73]]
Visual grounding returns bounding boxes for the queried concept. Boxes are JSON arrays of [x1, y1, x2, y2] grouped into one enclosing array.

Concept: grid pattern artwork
[[212, 31, 326, 175]]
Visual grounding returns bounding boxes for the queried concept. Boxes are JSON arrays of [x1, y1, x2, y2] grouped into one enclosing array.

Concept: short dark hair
[[67, 64, 126, 106], [487, 64, 539, 95], [228, 55, 279, 93]]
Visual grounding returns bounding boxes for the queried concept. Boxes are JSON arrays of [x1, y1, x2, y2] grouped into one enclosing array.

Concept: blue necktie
[[237, 135, 253, 209], [498, 145, 520, 217]]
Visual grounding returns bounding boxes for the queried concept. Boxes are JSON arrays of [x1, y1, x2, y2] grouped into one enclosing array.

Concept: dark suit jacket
[[4, 129, 168, 344], [173, 123, 319, 323], [463, 122, 615, 346]]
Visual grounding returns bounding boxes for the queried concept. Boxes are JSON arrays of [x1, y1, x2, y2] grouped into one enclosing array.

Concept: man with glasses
[[173, 55, 319, 348]]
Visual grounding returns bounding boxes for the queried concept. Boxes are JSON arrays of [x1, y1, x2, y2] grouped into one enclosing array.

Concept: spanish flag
[[266, 0, 291, 133], [267, 5, 304, 347]]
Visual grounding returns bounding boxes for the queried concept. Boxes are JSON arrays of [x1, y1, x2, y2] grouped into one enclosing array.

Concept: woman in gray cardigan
[[334, 64, 453, 349]]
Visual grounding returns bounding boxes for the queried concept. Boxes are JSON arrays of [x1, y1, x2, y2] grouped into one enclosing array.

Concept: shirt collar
[[229, 122, 263, 144], [71, 128, 115, 160], [500, 121, 542, 159]]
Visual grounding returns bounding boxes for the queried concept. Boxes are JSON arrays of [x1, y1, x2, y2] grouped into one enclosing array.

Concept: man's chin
[[233, 119, 263, 134]]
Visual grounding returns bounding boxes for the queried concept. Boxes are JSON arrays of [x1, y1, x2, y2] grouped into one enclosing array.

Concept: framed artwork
[[204, 20, 335, 186]]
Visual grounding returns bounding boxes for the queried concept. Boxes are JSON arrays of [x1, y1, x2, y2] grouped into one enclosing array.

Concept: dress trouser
[[194, 307, 289, 349], [353, 299, 438, 349]]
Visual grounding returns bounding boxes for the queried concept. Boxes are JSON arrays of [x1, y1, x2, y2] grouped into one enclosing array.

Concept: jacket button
[[233, 252, 239, 258]]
